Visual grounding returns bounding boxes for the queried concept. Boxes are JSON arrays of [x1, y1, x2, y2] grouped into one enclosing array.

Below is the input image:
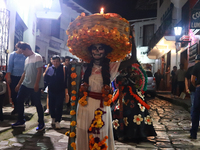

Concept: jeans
[[171, 82, 177, 95], [190, 87, 200, 138], [178, 81, 185, 96], [16, 85, 44, 124], [48, 91, 65, 122], [10, 75, 21, 109]]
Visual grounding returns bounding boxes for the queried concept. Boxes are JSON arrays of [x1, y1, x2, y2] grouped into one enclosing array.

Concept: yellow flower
[[71, 90, 76, 94], [65, 130, 70, 136], [70, 132, 76, 137], [89, 134, 93, 139], [71, 81, 76, 86], [70, 110, 76, 115], [70, 121, 76, 126]]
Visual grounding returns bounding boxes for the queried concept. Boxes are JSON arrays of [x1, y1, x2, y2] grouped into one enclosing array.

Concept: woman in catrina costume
[[66, 12, 136, 150], [111, 63, 157, 142]]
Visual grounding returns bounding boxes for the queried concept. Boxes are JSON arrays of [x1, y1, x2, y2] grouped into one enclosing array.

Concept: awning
[[148, 36, 176, 59]]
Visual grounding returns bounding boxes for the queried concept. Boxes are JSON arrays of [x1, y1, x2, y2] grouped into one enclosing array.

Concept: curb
[[156, 94, 190, 112]]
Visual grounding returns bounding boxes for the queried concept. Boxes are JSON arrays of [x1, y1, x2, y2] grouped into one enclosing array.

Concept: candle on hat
[[100, 7, 104, 14]]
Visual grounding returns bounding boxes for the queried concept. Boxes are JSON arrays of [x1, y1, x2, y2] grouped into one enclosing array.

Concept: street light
[[43, 0, 52, 12], [174, 26, 182, 36]]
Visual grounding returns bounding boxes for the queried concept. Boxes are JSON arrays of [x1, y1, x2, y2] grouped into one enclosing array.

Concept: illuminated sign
[[191, 9, 200, 29]]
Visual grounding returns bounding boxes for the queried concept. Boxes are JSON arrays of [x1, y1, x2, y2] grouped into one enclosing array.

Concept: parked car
[[145, 70, 156, 97]]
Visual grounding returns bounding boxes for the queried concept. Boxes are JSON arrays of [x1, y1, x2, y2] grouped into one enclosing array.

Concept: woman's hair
[[83, 44, 112, 86]]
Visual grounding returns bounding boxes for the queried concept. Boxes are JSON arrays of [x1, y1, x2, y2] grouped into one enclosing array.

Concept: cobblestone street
[[0, 97, 200, 150]]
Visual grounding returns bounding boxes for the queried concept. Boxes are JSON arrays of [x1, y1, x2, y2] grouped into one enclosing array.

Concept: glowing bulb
[[100, 7, 104, 14]]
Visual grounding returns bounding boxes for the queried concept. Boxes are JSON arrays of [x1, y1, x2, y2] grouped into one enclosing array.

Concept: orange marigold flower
[[71, 73, 77, 79], [71, 90, 76, 94], [65, 130, 70, 136], [71, 142, 76, 147], [70, 132, 76, 137], [71, 67, 75, 71], [105, 136, 108, 139], [89, 134, 93, 139], [71, 102, 75, 106], [70, 110, 76, 115], [71, 96, 76, 101], [71, 81, 76, 86], [70, 121, 76, 126]]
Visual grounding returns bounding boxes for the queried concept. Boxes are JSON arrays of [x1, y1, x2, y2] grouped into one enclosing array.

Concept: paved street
[[0, 97, 200, 150]]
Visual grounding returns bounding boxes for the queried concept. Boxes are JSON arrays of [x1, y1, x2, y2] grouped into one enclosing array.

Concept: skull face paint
[[91, 44, 105, 60]]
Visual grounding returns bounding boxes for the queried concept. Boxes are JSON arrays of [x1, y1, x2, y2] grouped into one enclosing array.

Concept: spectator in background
[[185, 65, 199, 123], [7, 41, 26, 115], [60, 57, 65, 64], [43, 57, 53, 115], [0, 71, 6, 121], [35, 46, 40, 54], [43, 55, 68, 129], [154, 69, 163, 91], [176, 63, 186, 96], [171, 66, 177, 97], [12, 42, 45, 131], [63, 56, 71, 110], [190, 55, 200, 139]]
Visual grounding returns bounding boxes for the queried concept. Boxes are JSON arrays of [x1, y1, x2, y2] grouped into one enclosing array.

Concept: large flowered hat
[[66, 12, 132, 63]]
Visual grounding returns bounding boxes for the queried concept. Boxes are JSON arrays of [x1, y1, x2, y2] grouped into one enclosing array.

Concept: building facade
[[147, 0, 200, 90], [130, 17, 157, 73], [0, 0, 91, 70]]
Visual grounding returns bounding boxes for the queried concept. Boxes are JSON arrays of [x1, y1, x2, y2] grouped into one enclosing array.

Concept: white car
[[145, 70, 156, 97]]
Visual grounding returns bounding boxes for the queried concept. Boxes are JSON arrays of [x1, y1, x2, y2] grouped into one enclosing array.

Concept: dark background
[[73, 0, 157, 20]]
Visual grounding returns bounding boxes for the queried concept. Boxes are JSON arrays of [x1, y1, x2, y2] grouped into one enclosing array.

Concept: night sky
[[73, 0, 157, 20]]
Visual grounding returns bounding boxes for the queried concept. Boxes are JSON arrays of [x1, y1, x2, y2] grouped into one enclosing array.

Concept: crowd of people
[[153, 55, 200, 139], [0, 41, 72, 131]]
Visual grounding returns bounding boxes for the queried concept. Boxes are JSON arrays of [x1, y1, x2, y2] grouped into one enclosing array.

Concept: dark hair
[[173, 66, 177, 69], [65, 56, 71, 61], [52, 55, 60, 61], [19, 43, 32, 50], [15, 41, 22, 49], [83, 44, 112, 85]]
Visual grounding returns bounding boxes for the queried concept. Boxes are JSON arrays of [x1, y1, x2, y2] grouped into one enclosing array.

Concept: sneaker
[[55, 122, 61, 129], [44, 109, 49, 114], [36, 123, 45, 131], [51, 118, 55, 125], [12, 120, 25, 127]]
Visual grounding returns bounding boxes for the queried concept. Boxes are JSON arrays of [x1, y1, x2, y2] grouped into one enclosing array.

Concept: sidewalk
[[156, 91, 191, 112], [0, 94, 49, 141]]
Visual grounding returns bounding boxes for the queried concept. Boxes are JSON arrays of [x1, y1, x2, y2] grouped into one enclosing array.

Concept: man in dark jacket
[[44, 55, 68, 129], [190, 55, 200, 139]]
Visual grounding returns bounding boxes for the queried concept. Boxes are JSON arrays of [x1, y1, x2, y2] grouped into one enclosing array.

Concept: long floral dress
[[112, 73, 157, 141], [76, 62, 121, 150]]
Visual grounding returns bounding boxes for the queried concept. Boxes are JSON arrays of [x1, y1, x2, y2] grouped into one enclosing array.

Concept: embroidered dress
[[76, 62, 120, 150], [112, 73, 157, 140]]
